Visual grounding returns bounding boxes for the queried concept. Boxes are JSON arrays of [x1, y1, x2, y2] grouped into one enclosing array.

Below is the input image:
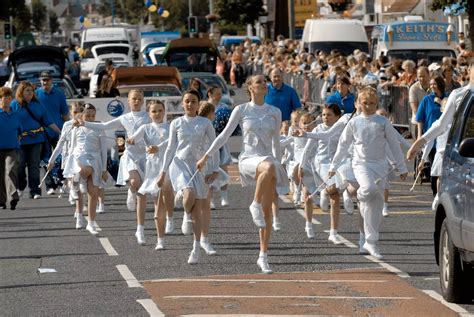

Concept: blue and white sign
[[384, 22, 457, 43], [107, 99, 125, 117]]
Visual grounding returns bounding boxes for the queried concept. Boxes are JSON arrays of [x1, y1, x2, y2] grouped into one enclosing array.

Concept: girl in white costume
[[197, 101, 228, 256], [63, 104, 108, 235], [329, 87, 408, 259], [77, 90, 150, 245], [299, 105, 342, 241], [48, 101, 85, 229], [197, 75, 289, 274], [127, 100, 174, 250], [207, 86, 232, 208], [294, 106, 359, 215], [157, 90, 219, 265]]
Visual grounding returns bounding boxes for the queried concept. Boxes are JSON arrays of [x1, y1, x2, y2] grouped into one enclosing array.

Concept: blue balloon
[[145, 0, 152, 8], [157, 7, 164, 15], [443, 7, 451, 16], [79, 16, 85, 23]]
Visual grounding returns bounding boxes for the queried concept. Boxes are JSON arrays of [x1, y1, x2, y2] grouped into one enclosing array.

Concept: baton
[[309, 175, 334, 199], [409, 171, 423, 192], [186, 169, 200, 187], [374, 167, 397, 185], [38, 170, 50, 188]]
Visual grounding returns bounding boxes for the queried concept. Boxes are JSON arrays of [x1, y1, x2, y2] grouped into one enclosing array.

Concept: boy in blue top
[[0, 87, 22, 210], [35, 71, 69, 195]]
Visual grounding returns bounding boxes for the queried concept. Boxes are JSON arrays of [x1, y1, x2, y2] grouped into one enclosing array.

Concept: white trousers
[[353, 162, 387, 244]]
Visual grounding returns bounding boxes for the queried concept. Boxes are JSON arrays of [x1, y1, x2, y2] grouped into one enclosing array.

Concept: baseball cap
[[39, 71, 52, 80]]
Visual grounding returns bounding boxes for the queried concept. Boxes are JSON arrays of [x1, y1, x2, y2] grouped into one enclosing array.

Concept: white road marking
[[145, 278, 388, 283], [99, 238, 118, 256], [136, 299, 165, 317], [296, 208, 322, 225], [322, 230, 357, 248], [423, 277, 440, 281], [164, 295, 414, 300], [279, 195, 292, 204], [116, 264, 142, 288], [422, 290, 473, 317]]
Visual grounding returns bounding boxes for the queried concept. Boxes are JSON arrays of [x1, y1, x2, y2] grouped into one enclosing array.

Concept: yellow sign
[[295, 0, 318, 28]]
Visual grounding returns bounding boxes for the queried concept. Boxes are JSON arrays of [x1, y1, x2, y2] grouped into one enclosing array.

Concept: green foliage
[[49, 10, 60, 34], [31, 0, 47, 32], [215, 0, 265, 26], [1, 0, 32, 34]]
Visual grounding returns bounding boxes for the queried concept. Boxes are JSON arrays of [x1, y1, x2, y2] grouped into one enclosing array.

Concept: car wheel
[[439, 219, 470, 303]]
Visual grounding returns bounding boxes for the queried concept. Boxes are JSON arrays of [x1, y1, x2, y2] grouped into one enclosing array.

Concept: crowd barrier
[[253, 65, 411, 128]]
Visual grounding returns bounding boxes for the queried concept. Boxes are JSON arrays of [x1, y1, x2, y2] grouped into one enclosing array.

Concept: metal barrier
[[251, 66, 411, 127], [378, 85, 410, 128]]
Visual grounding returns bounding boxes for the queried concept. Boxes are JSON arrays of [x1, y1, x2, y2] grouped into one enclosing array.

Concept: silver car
[[434, 89, 474, 303]]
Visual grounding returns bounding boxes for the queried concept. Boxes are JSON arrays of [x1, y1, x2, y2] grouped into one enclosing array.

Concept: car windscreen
[[166, 52, 216, 72], [95, 46, 130, 56], [387, 50, 455, 63], [16, 62, 61, 79], [308, 42, 369, 55], [82, 41, 129, 58], [119, 86, 181, 98]]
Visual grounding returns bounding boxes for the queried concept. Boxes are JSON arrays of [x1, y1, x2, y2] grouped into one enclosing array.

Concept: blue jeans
[[19, 143, 42, 197]]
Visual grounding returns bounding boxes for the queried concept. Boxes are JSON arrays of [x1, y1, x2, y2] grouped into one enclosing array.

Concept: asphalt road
[[1, 87, 473, 316]]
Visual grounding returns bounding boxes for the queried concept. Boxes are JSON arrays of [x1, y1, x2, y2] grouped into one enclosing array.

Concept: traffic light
[[4, 23, 11, 40], [188, 16, 198, 34]]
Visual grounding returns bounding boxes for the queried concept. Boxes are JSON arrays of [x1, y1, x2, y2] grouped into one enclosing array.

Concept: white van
[[301, 19, 369, 55], [80, 27, 131, 84]]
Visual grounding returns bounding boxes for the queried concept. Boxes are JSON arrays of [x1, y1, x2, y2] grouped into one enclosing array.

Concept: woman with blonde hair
[[197, 74, 289, 274]]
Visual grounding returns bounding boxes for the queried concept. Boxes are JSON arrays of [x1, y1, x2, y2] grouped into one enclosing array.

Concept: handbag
[[23, 103, 53, 162]]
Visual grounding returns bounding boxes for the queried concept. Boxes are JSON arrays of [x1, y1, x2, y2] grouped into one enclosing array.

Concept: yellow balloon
[[148, 4, 157, 12], [161, 10, 170, 18], [83, 19, 92, 27]]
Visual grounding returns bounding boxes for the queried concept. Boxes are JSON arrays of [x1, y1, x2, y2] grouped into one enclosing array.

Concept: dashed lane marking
[[99, 238, 119, 256], [296, 208, 322, 225], [116, 264, 142, 288], [136, 299, 165, 317], [422, 290, 474, 317]]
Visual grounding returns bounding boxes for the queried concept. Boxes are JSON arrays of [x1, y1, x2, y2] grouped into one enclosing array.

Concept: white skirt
[[219, 144, 233, 166], [138, 153, 164, 196], [335, 159, 357, 190], [239, 155, 289, 194], [210, 167, 230, 190], [62, 152, 105, 188], [116, 150, 146, 186], [431, 151, 443, 177], [169, 156, 209, 199]]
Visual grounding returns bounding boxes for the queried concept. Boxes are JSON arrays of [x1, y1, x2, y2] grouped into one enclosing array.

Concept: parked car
[[161, 38, 219, 73], [6, 45, 82, 98], [114, 66, 182, 98], [433, 89, 474, 303], [219, 35, 261, 51], [181, 72, 234, 108]]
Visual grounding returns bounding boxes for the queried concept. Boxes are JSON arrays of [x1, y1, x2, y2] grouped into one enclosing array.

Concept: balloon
[[145, 0, 152, 8], [83, 19, 92, 27], [157, 7, 164, 15], [148, 4, 157, 12], [79, 16, 85, 23], [161, 10, 170, 18]]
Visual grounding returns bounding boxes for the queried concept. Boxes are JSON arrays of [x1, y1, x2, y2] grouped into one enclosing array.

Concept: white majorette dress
[[49, 120, 74, 169], [62, 125, 108, 187], [205, 102, 289, 191], [161, 115, 219, 199], [129, 122, 170, 196], [84, 111, 150, 185]]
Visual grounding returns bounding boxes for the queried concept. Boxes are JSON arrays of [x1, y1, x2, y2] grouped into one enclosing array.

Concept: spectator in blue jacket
[[325, 76, 355, 114], [11, 81, 61, 199], [0, 87, 22, 209], [265, 68, 302, 121]]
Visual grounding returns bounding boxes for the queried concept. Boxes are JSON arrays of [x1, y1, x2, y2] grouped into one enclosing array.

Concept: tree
[[215, 0, 265, 27], [31, 0, 47, 32], [1, 0, 32, 34], [49, 10, 60, 34], [430, 0, 473, 46]]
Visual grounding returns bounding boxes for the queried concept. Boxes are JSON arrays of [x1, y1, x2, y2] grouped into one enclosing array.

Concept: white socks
[[201, 236, 208, 244], [329, 229, 338, 236], [137, 224, 144, 231], [193, 240, 200, 251], [259, 251, 267, 258], [306, 221, 312, 228]]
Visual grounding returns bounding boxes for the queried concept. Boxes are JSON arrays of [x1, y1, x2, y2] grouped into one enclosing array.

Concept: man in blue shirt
[[0, 87, 22, 210], [35, 71, 69, 195], [264, 68, 302, 121]]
